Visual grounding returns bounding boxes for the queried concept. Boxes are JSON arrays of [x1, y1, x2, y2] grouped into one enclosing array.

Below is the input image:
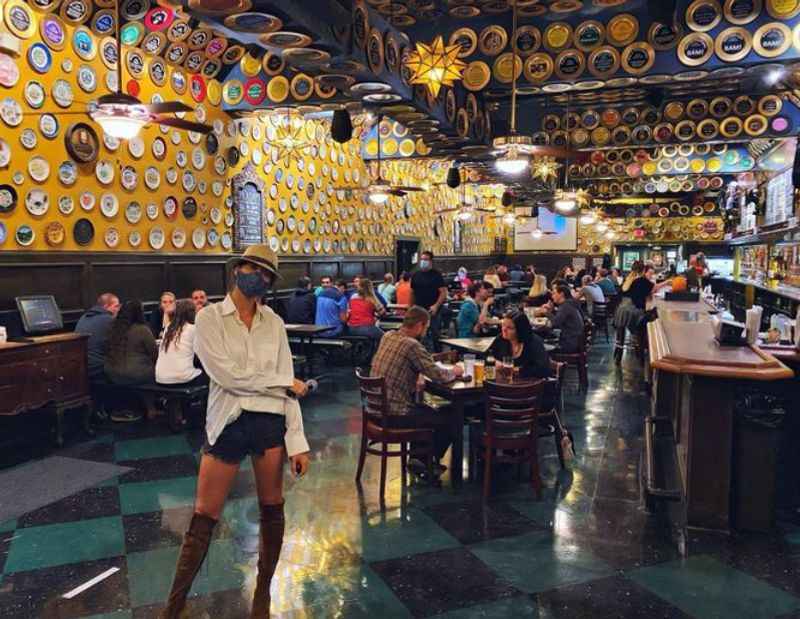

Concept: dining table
[[440, 337, 496, 356], [284, 323, 336, 376]]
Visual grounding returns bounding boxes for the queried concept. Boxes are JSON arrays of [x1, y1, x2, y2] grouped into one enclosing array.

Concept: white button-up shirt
[[195, 295, 309, 457]]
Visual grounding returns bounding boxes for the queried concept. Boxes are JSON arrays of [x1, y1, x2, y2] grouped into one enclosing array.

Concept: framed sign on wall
[[231, 163, 266, 251]]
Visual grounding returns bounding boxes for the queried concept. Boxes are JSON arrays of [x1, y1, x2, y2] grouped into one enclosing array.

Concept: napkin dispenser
[[712, 316, 747, 346]]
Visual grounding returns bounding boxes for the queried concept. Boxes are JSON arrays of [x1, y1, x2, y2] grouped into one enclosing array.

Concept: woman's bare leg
[[161, 454, 240, 618], [250, 446, 285, 618]]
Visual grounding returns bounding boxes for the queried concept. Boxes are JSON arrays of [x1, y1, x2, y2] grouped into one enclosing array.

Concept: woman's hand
[[289, 452, 310, 477], [290, 378, 309, 397]]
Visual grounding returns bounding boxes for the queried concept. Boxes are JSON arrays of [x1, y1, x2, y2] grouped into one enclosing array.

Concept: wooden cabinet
[[0, 334, 91, 444]]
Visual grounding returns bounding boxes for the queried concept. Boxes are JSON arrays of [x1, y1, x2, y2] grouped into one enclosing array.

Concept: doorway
[[395, 238, 420, 275]]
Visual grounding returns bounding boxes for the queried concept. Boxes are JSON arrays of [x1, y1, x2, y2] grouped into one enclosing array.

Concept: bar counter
[[646, 297, 793, 532]]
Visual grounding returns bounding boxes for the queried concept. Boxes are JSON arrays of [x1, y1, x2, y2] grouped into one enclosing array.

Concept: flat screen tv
[[513, 208, 578, 252], [15, 295, 63, 335]]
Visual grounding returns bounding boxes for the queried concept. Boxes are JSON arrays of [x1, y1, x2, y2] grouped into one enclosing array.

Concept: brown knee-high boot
[[251, 502, 285, 619], [160, 513, 217, 619]]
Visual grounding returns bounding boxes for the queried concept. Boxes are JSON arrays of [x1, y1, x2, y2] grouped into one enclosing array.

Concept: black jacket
[[75, 305, 114, 378], [551, 298, 585, 354], [287, 288, 317, 324], [491, 336, 552, 379]]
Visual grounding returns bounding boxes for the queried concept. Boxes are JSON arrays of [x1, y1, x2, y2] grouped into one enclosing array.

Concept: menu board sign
[[231, 164, 265, 251], [765, 167, 793, 226]]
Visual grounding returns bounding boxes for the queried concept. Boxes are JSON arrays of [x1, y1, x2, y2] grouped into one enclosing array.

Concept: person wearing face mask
[[371, 305, 464, 478], [454, 267, 473, 290], [411, 251, 447, 351], [161, 245, 310, 619]]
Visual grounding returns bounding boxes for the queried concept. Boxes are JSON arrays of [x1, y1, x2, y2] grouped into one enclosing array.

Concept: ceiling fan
[[336, 113, 424, 204], [26, 0, 212, 138], [437, 180, 496, 219]]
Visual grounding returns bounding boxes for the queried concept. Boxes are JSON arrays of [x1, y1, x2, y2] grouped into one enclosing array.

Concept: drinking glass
[[474, 360, 485, 384], [463, 353, 476, 378]]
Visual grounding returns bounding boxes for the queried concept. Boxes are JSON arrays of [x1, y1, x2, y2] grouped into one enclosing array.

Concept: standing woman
[[162, 246, 310, 619]]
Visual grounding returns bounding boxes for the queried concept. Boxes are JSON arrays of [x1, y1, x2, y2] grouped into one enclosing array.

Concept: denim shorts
[[202, 411, 285, 463]]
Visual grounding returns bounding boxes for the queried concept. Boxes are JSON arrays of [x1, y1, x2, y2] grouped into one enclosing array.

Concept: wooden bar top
[[0, 332, 87, 351], [647, 297, 793, 381]]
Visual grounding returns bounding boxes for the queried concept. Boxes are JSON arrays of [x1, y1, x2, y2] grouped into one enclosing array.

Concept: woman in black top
[[491, 311, 551, 379]]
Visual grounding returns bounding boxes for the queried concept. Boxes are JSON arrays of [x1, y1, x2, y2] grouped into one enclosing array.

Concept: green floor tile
[[627, 555, 800, 619], [430, 596, 539, 618], [114, 435, 193, 462], [469, 531, 612, 594], [118, 476, 197, 515], [127, 539, 247, 607], [4, 516, 124, 573], [358, 507, 461, 562]]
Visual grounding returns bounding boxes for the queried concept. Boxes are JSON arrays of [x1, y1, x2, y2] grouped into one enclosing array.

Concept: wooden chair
[[592, 301, 610, 343], [537, 361, 568, 469], [551, 321, 591, 392], [477, 380, 546, 501], [354, 368, 435, 503]]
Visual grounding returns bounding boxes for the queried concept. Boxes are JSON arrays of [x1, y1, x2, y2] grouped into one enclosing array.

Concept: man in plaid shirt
[[371, 306, 464, 476]]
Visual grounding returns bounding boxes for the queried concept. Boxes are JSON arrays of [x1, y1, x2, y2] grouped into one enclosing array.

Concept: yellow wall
[[0, 9, 497, 256]]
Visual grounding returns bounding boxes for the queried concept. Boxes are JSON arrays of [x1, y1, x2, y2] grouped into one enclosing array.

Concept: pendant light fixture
[[553, 94, 579, 213], [493, 0, 532, 176], [331, 107, 353, 143], [446, 164, 461, 189]]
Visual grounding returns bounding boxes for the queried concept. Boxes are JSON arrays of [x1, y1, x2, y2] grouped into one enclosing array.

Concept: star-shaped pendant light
[[531, 157, 561, 183], [264, 108, 311, 165], [405, 35, 466, 98]]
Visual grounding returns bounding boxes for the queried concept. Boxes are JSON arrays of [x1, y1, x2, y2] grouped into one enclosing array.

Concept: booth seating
[[92, 380, 208, 433]]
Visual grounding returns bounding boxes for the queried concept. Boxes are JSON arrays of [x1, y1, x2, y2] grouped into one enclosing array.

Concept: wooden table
[[440, 337, 496, 356], [646, 297, 793, 532], [284, 324, 336, 376], [424, 376, 485, 487], [0, 333, 91, 445]]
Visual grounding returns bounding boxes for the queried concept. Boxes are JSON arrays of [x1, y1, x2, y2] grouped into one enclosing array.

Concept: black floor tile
[[535, 575, 691, 619], [118, 454, 199, 484], [421, 499, 543, 545], [18, 486, 121, 529], [0, 556, 128, 618], [122, 507, 194, 554], [370, 546, 522, 617]]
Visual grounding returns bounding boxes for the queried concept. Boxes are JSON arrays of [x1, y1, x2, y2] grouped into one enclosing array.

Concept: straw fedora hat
[[227, 245, 281, 279]]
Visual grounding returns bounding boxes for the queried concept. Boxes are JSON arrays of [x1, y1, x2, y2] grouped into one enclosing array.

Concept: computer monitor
[[15, 295, 63, 335]]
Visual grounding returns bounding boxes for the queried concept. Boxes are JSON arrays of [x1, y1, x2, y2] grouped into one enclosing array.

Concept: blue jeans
[[424, 311, 442, 352], [317, 324, 344, 338], [348, 325, 384, 341]]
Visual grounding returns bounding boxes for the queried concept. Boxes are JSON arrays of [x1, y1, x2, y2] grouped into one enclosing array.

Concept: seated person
[[395, 271, 413, 306], [509, 264, 526, 283], [149, 291, 176, 337], [595, 269, 617, 297], [349, 275, 388, 308], [347, 279, 386, 341], [314, 275, 333, 297], [491, 311, 551, 379], [454, 267, 473, 291], [191, 289, 209, 312], [577, 274, 605, 315], [527, 274, 550, 307], [371, 306, 464, 475], [497, 264, 510, 283], [541, 285, 585, 354], [483, 266, 503, 289], [287, 276, 316, 324], [75, 292, 120, 381], [457, 281, 494, 337], [104, 300, 158, 421], [315, 279, 348, 337], [156, 299, 207, 387], [378, 273, 397, 304]]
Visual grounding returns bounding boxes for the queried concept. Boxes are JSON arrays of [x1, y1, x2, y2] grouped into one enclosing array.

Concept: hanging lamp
[[493, 0, 532, 176]]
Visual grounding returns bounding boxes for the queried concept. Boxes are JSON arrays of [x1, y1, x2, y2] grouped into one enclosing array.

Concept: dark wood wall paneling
[[502, 253, 600, 280], [0, 251, 497, 333]]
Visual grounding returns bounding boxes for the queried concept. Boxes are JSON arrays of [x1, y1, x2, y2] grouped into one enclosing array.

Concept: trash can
[[733, 395, 786, 532]]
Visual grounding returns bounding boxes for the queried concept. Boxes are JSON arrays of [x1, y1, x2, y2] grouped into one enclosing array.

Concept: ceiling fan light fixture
[[91, 108, 149, 140], [495, 147, 529, 175], [531, 228, 543, 239], [579, 211, 597, 226], [368, 190, 390, 205], [502, 212, 516, 225], [605, 230, 616, 239], [457, 209, 474, 221]]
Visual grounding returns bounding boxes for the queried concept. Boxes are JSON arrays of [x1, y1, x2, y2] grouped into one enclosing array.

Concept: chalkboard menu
[[231, 164, 266, 251], [765, 168, 793, 227]]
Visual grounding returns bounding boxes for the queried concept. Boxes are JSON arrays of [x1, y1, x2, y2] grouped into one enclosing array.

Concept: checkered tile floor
[[1, 341, 799, 618]]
